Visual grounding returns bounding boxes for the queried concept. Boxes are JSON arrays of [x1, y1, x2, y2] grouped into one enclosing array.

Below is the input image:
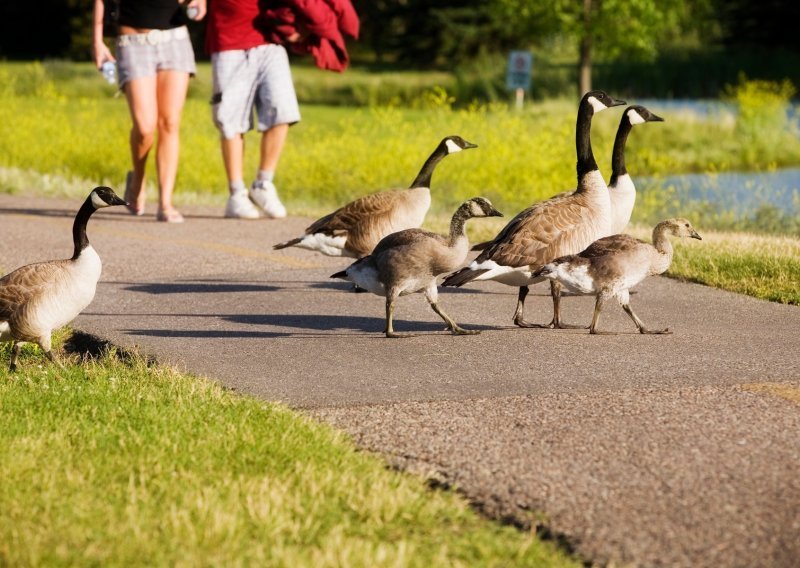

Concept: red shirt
[[206, 0, 269, 54]]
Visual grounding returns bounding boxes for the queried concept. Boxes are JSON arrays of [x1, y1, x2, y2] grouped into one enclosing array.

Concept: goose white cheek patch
[[588, 96, 608, 113], [445, 139, 462, 153], [627, 109, 646, 125], [90, 191, 108, 209]]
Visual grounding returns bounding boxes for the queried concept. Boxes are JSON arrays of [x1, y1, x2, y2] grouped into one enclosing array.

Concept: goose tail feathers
[[273, 237, 303, 250], [441, 267, 487, 288]]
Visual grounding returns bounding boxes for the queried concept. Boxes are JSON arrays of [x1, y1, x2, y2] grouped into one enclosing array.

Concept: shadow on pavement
[[125, 282, 279, 294]]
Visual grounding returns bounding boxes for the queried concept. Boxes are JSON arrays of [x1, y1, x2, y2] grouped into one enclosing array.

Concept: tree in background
[[495, 0, 716, 94]]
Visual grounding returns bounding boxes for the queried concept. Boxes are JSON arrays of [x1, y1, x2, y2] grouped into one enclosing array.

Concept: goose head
[[664, 218, 702, 240], [90, 186, 128, 209], [624, 105, 664, 126], [582, 90, 626, 114], [463, 197, 503, 219], [441, 135, 478, 155]]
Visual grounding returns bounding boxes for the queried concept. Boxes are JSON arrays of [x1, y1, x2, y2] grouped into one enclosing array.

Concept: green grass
[[0, 332, 576, 567]]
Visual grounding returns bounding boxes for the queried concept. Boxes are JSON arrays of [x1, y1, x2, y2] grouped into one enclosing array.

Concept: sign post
[[506, 51, 533, 110]]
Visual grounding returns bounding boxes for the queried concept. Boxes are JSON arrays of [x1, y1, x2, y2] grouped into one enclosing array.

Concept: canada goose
[[534, 218, 702, 334], [331, 197, 503, 338], [0, 187, 126, 371], [442, 90, 625, 328], [274, 135, 478, 258], [470, 103, 664, 252], [607, 105, 664, 234]]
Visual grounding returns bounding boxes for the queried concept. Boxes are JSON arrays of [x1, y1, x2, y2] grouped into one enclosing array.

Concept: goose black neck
[[575, 102, 599, 183], [448, 205, 471, 243], [609, 117, 633, 186], [409, 143, 447, 188], [72, 198, 96, 259]]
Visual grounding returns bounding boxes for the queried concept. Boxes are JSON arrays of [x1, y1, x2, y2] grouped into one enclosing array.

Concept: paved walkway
[[2, 194, 799, 567]]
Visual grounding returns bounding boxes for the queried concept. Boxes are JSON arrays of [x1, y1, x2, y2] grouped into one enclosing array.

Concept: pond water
[[641, 168, 800, 216]]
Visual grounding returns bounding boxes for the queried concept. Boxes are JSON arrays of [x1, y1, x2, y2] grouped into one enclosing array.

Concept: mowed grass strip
[[0, 336, 576, 568]]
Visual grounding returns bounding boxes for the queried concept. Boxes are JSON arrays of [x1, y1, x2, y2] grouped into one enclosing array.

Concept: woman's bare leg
[[124, 75, 158, 213], [155, 70, 190, 213]]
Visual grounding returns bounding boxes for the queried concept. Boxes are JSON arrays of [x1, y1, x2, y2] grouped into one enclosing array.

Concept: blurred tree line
[[0, 0, 797, 97]]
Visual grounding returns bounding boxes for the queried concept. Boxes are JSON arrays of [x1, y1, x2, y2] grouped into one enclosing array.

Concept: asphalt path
[[2, 194, 799, 567]]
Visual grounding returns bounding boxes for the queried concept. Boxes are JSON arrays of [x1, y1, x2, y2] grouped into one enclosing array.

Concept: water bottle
[[101, 60, 116, 85]]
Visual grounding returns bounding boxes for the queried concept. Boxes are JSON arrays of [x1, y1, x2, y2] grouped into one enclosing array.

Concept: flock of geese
[[0, 90, 702, 370]]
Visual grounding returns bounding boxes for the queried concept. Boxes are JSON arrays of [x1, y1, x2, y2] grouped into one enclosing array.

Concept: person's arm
[[92, 0, 115, 69]]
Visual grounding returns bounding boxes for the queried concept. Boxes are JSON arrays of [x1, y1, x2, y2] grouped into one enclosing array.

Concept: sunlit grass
[[628, 225, 800, 304], [0, 331, 576, 567]]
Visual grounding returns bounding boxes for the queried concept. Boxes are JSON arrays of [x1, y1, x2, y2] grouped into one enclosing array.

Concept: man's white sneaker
[[250, 180, 287, 218], [225, 190, 261, 219]]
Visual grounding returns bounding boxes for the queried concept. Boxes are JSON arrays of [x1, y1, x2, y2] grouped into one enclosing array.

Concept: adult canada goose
[[606, 105, 664, 234], [274, 135, 478, 258], [470, 103, 664, 252], [0, 186, 126, 371], [534, 218, 702, 334], [442, 90, 625, 328], [331, 197, 503, 338]]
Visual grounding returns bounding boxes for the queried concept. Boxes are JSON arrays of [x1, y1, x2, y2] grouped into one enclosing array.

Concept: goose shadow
[[223, 313, 496, 333], [0, 206, 76, 219], [124, 282, 279, 294]]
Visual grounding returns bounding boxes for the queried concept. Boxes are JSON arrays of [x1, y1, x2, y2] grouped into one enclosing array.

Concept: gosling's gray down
[[534, 218, 702, 334], [0, 186, 126, 371], [331, 197, 503, 338]]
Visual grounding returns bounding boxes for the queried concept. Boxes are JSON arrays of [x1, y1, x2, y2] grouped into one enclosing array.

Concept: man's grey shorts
[[211, 44, 301, 139], [116, 26, 196, 88]]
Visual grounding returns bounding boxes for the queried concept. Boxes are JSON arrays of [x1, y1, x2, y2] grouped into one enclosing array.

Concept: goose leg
[[548, 281, 587, 329], [622, 303, 671, 335], [39, 335, 64, 369], [385, 293, 413, 338], [427, 296, 479, 336], [9, 341, 22, 372], [513, 286, 546, 328], [589, 295, 616, 335]]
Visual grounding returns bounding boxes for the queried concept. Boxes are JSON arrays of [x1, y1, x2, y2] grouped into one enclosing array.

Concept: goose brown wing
[[305, 190, 405, 235], [478, 195, 598, 268], [0, 262, 67, 319]]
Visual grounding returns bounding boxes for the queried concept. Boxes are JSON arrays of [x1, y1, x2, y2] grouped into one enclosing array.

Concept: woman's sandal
[[124, 171, 145, 216], [157, 208, 185, 223]]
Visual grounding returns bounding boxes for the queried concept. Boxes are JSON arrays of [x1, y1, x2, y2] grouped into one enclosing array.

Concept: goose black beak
[[649, 113, 665, 122], [465, 141, 478, 149], [690, 230, 702, 240], [612, 98, 627, 107], [489, 208, 503, 217], [110, 195, 128, 207]]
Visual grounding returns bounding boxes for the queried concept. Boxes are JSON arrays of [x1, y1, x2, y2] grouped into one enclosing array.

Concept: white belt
[[118, 26, 188, 47]]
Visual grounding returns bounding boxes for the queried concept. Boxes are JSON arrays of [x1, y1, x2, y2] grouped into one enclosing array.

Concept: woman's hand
[[93, 41, 115, 69], [185, 0, 207, 20]]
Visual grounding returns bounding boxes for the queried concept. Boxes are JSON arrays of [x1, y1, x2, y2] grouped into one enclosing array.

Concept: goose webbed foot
[[513, 315, 550, 329], [450, 326, 480, 336], [639, 328, 672, 335], [385, 331, 416, 339], [549, 319, 588, 330]]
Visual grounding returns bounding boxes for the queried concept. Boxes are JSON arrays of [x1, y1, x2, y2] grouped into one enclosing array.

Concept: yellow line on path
[[740, 383, 800, 406], [4, 212, 321, 269]]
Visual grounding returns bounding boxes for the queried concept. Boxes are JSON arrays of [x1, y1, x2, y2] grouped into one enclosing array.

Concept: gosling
[[331, 197, 503, 338], [534, 218, 702, 335]]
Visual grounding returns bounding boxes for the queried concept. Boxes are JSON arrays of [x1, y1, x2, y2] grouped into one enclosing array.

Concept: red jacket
[[262, 0, 359, 72]]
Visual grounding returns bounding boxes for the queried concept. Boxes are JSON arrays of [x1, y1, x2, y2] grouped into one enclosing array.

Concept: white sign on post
[[506, 51, 533, 109]]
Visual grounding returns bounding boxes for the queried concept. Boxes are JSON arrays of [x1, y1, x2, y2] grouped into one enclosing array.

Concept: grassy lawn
[[0, 332, 576, 567]]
